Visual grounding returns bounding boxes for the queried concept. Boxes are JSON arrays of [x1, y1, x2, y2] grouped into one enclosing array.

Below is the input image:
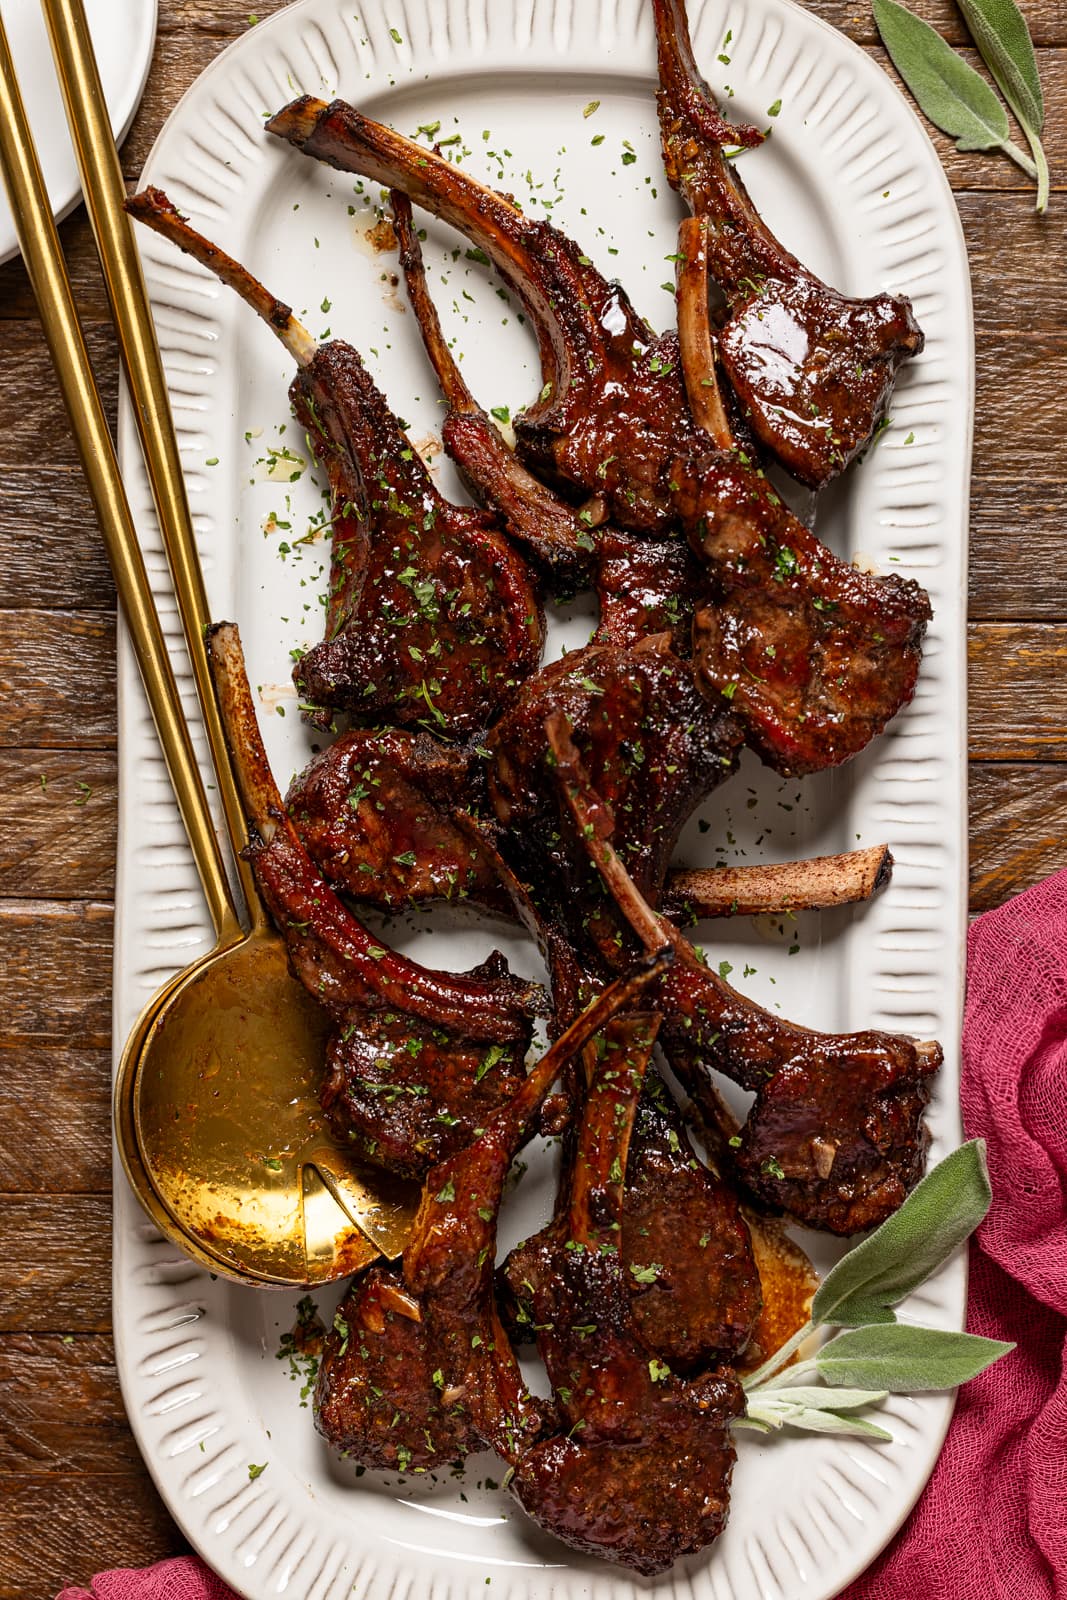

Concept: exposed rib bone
[[391, 189, 596, 584], [125, 187, 317, 367], [663, 843, 893, 921], [675, 216, 732, 449]]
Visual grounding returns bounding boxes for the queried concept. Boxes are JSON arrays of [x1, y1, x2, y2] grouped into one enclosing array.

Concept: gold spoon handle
[[40, 0, 267, 935], [0, 12, 241, 946]]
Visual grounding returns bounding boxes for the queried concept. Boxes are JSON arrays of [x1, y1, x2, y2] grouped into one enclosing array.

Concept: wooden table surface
[[1, 0, 1065, 1593]]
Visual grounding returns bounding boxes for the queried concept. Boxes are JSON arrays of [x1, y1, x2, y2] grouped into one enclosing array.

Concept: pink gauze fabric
[[56, 1560, 236, 1600], [57, 871, 1067, 1600], [840, 867, 1067, 1599]]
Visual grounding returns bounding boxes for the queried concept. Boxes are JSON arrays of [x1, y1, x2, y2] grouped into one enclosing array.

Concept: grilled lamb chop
[[506, 1012, 743, 1574], [395, 190, 714, 647], [673, 449, 932, 774], [653, 0, 923, 487], [485, 637, 742, 967], [128, 187, 543, 738], [623, 1069, 761, 1369], [208, 621, 546, 1181], [549, 714, 942, 1233], [267, 96, 704, 535], [315, 955, 671, 1472], [391, 191, 598, 589], [285, 727, 508, 914]]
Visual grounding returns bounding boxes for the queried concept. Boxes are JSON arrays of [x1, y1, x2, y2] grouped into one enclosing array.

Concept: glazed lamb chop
[[393, 189, 713, 652], [267, 95, 707, 536], [315, 954, 670, 1472], [128, 187, 543, 738], [485, 636, 742, 969], [548, 713, 942, 1233], [285, 727, 509, 915], [673, 446, 933, 775], [653, 0, 924, 488], [208, 622, 545, 1181], [506, 1012, 744, 1573], [623, 1068, 762, 1370]]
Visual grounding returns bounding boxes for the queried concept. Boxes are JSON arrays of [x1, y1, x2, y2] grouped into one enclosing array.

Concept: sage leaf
[[816, 1323, 1015, 1391], [955, 0, 1042, 131], [811, 1140, 991, 1328], [742, 1391, 893, 1440], [753, 1385, 891, 1410], [872, 0, 1011, 150], [954, 0, 1050, 210]]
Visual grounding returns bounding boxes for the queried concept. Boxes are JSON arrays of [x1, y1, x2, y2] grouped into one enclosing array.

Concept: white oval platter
[[112, 1, 972, 1597]]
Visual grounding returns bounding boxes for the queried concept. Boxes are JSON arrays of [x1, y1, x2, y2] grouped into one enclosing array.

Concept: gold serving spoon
[[0, 0, 417, 1282]]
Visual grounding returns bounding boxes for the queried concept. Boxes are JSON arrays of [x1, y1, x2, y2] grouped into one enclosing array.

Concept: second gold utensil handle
[[0, 11, 241, 945], [41, 0, 265, 932]]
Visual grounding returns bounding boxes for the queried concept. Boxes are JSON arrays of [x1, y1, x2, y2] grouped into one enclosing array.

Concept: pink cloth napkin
[[58, 872, 1067, 1600], [840, 867, 1067, 1598]]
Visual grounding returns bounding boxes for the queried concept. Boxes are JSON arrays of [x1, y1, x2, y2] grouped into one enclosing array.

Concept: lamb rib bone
[[266, 95, 704, 535], [128, 186, 544, 740], [547, 710, 942, 1234], [653, 0, 924, 488], [663, 842, 893, 921], [208, 621, 549, 1185], [391, 189, 599, 588], [675, 215, 733, 449]]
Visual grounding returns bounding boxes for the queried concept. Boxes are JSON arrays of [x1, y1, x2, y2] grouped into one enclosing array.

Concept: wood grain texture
[[1, 0, 1065, 1592], [0, 1196, 112, 1332], [0, 469, 116, 610], [0, 1049, 113, 1192], [970, 764, 1067, 911], [0, 1474, 187, 1600], [0, 1334, 143, 1473], [0, 899, 113, 1046], [0, 752, 117, 898], [969, 625, 1067, 759], [0, 610, 116, 748]]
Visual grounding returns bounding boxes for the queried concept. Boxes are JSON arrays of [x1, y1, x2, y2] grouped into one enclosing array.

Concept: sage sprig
[[738, 1386, 893, 1440], [737, 1141, 1014, 1441], [872, 0, 1049, 212]]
